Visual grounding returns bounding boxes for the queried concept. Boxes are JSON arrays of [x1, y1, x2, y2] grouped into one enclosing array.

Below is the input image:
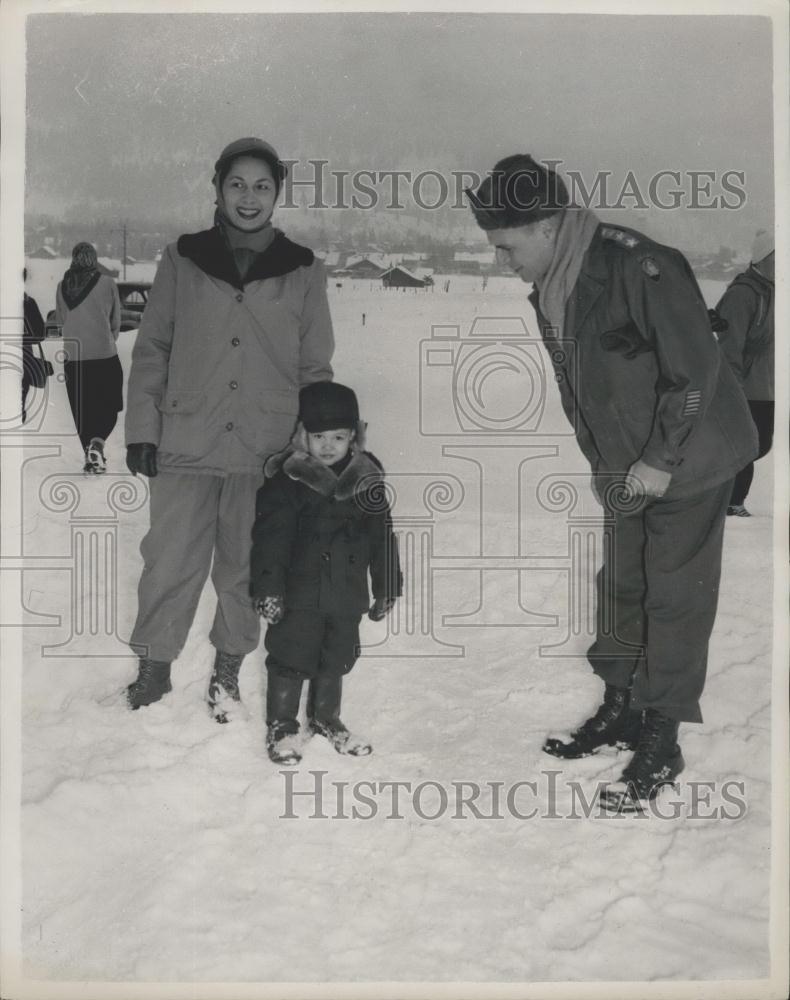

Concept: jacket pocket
[[156, 389, 206, 456], [599, 321, 653, 360], [255, 389, 299, 456]]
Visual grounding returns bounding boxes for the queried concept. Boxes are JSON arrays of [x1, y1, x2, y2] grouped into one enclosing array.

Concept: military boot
[[599, 708, 685, 812], [543, 683, 642, 759]]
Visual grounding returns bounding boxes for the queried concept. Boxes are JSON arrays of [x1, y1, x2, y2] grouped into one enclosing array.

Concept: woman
[[54, 243, 122, 473], [124, 137, 334, 719]]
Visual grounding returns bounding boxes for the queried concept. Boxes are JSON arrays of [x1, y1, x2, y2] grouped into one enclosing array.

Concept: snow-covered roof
[[454, 250, 496, 263]]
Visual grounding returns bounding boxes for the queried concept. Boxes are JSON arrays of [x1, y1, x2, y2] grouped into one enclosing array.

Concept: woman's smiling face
[[220, 155, 278, 231]]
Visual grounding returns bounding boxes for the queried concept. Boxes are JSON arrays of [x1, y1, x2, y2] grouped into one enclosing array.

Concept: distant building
[[97, 257, 121, 277], [336, 257, 387, 279], [27, 246, 59, 259], [381, 265, 431, 289]]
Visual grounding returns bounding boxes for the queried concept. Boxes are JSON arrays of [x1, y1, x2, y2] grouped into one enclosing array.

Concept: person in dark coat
[[250, 382, 402, 764], [124, 137, 335, 718], [467, 155, 758, 811], [22, 268, 46, 424], [714, 230, 774, 517], [54, 243, 123, 473]]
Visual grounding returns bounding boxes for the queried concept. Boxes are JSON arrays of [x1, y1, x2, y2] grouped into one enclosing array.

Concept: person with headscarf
[[714, 229, 775, 517], [54, 242, 122, 473], [124, 137, 334, 721]]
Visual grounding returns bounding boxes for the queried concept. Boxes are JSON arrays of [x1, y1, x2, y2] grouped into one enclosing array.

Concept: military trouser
[[130, 470, 262, 663], [265, 610, 362, 680], [587, 479, 733, 723]]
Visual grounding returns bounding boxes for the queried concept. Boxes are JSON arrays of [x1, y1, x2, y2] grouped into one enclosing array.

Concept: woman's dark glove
[[126, 443, 158, 478], [368, 597, 396, 622]]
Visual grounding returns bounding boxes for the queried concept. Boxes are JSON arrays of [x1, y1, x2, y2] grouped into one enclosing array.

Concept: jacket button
[[555, 373, 564, 383], [349, 555, 356, 564], [226, 421, 234, 431], [171, 400, 178, 407], [552, 350, 567, 364], [321, 552, 330, 562], [236, 293, 243, 302], [229, 381, 238, 390], [231, 337, 240, 346]]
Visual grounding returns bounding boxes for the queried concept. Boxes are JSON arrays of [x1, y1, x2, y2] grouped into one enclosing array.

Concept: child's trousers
[[265, 610, 361, 679]]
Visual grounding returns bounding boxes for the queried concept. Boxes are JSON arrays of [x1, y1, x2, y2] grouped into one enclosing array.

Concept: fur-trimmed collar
[[176, 226, 314, 289], [265, 446, 384, 503]]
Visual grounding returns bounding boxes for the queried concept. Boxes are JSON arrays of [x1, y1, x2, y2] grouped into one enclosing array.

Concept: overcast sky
[[23, 9, 774, 249]]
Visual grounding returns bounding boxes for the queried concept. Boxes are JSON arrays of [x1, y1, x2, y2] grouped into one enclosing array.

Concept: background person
[[715, 231, 774, 517], [467, 154, 758, 811], [124, 137, 334, 719], [54, 242, 122, 473], [22, 267, 46, 424]]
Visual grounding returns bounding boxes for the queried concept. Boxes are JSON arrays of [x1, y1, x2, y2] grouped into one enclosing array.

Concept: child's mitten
[[368, 597, 396, 621], [255, 595, 285, 625]]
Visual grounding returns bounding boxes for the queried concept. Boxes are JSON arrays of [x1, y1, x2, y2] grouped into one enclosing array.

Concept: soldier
[[467, 155, 758, 810]]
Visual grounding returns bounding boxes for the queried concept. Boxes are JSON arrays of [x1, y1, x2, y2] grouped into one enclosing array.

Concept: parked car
[[116, 281, 152, 331], [45, 280, 152, 335]]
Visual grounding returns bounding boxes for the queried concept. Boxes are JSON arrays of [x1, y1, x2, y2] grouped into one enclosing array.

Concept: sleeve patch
[[683, 390, 702, 416]]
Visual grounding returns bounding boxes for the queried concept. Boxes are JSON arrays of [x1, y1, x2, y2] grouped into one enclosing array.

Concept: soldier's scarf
[[536, 206, 600, 339]]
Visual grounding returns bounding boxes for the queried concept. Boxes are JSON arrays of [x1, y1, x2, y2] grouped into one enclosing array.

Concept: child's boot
[[307, 673, 372, 756], [265, 671, 304, 765]]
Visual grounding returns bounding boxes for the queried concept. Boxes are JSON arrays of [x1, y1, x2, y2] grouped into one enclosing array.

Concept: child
[[251, 382, 402, 764]]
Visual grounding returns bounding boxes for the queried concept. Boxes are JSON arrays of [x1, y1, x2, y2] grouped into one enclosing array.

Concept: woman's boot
[[207, 650, 247, 724], [126, 658, 172, 710], [307, 674, 372, 756], [265, 671, 304, 764]]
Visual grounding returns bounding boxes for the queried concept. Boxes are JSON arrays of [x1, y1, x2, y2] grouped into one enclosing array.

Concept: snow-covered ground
[[4, 261, 784, 995]]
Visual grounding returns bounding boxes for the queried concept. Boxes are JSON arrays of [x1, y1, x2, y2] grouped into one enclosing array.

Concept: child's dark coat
[[250, 446, 402, 619]]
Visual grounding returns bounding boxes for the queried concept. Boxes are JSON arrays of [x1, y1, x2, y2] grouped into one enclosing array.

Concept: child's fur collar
[[264, 423, 383, 502]]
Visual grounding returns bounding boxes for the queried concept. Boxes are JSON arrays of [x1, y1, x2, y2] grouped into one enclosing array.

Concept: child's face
[[307, 427, 355, 466]]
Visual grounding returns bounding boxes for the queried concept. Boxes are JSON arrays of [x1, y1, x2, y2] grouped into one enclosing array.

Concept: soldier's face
[[487, 221, 557, 284], [307, 428, 355, 466]]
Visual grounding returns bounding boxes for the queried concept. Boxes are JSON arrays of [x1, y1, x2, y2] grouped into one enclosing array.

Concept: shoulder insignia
[[641, 256, 661, 281], [601, 226, 640, 249]]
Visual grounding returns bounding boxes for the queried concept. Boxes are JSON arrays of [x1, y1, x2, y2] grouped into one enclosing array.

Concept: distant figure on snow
[[22, 267, 46, 424], [714, 230, 774, 517], [54, 243, 122, 473]]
